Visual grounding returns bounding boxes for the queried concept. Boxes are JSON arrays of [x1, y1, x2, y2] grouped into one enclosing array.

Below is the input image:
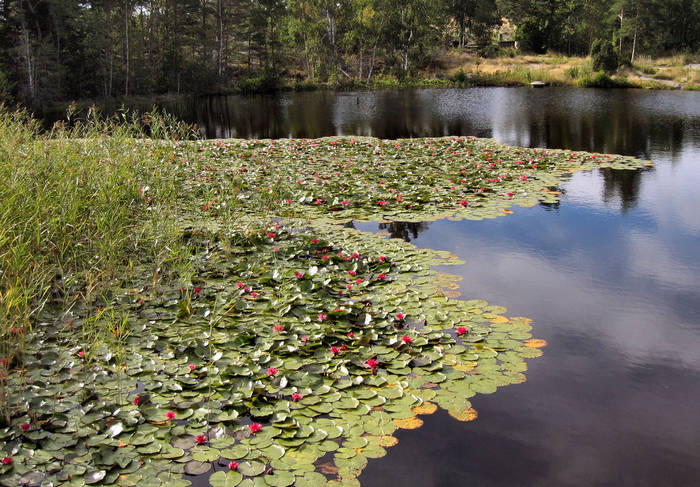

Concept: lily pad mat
[[0, 136, 647, 486], [184, 136, 649, 223]]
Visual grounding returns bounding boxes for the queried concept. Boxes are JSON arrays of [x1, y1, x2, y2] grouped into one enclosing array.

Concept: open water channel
[[73, 87, 700, 486]]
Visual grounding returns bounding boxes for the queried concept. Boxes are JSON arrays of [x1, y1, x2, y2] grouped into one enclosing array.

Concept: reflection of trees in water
[[539, 200, 561, 211], [601, 168, 644, 212], [377, 221, 429, 242]]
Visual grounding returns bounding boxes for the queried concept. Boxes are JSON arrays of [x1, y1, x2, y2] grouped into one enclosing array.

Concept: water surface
[[70, 88, 700, 486]]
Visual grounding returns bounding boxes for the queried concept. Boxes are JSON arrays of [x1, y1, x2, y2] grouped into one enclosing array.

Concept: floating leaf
[[448, 408, 479, 422], [392, 417, 423, 430], [209, 470, 243, 487], [184, 460, 212, 475]]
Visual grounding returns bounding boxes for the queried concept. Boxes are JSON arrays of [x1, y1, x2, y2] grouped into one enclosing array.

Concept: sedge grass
[[0, 107, 197, 407]]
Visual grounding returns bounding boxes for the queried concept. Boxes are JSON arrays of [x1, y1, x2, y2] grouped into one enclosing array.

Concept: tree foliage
[[0, 0, 697, 107]]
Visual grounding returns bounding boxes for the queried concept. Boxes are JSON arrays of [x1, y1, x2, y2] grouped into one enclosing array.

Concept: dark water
[[87, 88, 700, 486]]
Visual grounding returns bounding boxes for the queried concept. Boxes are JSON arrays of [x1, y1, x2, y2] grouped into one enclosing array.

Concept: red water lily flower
[[352, 253, 360, 259], [366, 358, 379, 369], [377, 273, 387, 280], [318, 313, 327, 321], [165, 411, 177, 421], [20, 423, 30, 432], [330, 346, 340, 355], [267, 233, 276, 239], [291, 393, 303, 401], [378, 256, 386, 262], [457, 327, 468, 336], [295, 271, 304, 279], [250, 291, 259, 298], [250, 423, 263, 434], [189, 364, 196, 371], [196, 434, 207, 445], [194, 287, 201, 293], [78, 350, 85, 358], [229, 461, 239, 471], [273, 325, 285, 332], [348, 270, 356, 276], [401, 335, 413, 345], [396, 313, 405, 320], [347, 332, 355, 338], [356, 278, 364, 284], [133, 396, 141, 406], [1, 457, 11, 465], [267, 367, 278, 376]]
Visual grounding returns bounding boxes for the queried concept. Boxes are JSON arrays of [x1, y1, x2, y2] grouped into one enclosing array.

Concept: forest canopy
[[1, 0, 698, 107]]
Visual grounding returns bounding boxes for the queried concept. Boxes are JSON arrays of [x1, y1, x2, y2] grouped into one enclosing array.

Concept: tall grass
[[0, 107, 197, 379]]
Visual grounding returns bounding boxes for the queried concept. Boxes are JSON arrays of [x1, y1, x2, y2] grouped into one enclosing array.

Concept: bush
[[452, 69, 468, 83], [580, 71, 634, 88], [591, 39, 619, 73]]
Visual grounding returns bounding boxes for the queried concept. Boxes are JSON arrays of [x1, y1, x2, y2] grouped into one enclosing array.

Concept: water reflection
[[377, 221, 430, 242], [601, 168, 643, 212]]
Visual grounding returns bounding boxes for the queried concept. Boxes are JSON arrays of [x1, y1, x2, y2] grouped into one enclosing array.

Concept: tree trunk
[[630, 5, 639, 63], [125, 1, 130, 97], [217, 0, 223, 78], [105, 1, 113, 97], [19, 1, 35, 102], [618, 8, 624, 54]]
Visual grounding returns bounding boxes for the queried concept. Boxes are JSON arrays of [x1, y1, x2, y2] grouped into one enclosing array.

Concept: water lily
[[366, 358, 379, 370], [401, 335, 413, 345], [196, 434, 207, 444], [1, 457, 11, 465], [133, 396, 141, 406], [457, 327, 468, 335], [291, 393, 303, 401], [20, 423, 30, 431], [250, 423, 263, 434], [165, 411, 177, 421], [396, 313, 405, 320], [228, 461, 239, 471], [318, 313, 327, 321], [330, 346, 340, 355], [267, 367, 278, 376], [273, 325, 285, 332], [377, 273, 387, 280]]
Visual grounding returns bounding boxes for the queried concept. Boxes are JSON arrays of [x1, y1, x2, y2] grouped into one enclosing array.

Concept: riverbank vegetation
[[0, 108, 649, 486], [1, 0, 699, 110]]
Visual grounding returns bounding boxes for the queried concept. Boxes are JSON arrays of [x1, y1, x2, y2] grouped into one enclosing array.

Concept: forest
[[1, 0, 699, 108]]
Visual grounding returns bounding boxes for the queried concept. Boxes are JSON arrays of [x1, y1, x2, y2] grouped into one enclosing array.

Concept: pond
[[56, 87, 700, 486]]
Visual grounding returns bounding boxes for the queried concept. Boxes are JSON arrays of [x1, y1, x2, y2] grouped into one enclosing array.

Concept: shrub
[[580, 71, 635, 88], [591, 39, 619, 73], [452, 69, 468, 83]]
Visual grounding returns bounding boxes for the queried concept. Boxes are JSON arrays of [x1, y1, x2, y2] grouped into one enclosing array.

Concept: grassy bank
[[238, 52, 700, 92]]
